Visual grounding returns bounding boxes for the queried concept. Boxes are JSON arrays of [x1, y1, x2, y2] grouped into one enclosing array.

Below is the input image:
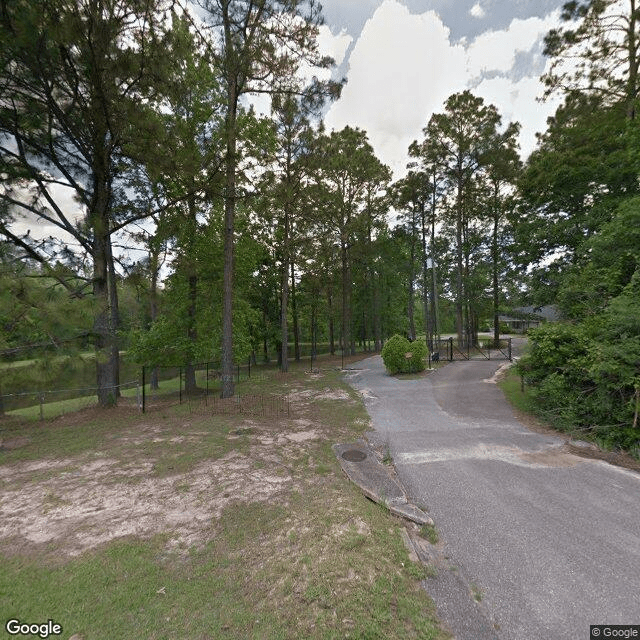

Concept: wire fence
[[0, 346, 381, 421], [141, 361, 252, 413], [0, 381, 140, 420]]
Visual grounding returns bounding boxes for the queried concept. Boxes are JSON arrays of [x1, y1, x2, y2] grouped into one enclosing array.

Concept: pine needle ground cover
[[0, 355, 449, 640]]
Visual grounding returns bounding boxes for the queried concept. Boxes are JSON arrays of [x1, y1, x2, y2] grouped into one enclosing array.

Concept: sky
[[7, 0, 568, 248], [311, 0, 566, 177]]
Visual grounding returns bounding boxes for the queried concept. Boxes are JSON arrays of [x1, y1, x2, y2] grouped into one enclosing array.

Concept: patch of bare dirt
[[0, 449, 297, 558], [289, 388, 352, 402], [0, 370, 369, 561], [518, 448, 579, 468], [0, 402, 347, 560], [565, 442, 640, 473], [0, 435, 31, 451]]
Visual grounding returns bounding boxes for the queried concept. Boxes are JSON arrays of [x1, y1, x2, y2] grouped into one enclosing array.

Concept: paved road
[[345, 355, 640, 640]]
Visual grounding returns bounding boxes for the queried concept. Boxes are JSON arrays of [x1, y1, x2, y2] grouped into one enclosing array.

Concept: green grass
[[498, 367, 540, 416], [420, 524, 439, 545], [5, 394, 98, 421], [0, 355, 450, 640]]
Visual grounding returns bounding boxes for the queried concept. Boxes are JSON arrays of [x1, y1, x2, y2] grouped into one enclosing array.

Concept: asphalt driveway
[[344, 354, 640, 640]]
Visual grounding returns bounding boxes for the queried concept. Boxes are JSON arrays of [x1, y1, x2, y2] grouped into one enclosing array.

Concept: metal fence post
[[508, 338, 512, 362], [142, 366, 146, 413]]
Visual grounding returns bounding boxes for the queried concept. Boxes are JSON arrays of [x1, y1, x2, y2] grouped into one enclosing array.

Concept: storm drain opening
[[341, 449, 367, 462]]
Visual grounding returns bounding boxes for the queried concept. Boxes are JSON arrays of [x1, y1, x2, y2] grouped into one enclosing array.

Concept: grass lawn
[[0, 354, 449, 640]]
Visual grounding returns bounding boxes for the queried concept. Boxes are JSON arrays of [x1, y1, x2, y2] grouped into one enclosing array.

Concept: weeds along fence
[[140, 362, 290, 417]]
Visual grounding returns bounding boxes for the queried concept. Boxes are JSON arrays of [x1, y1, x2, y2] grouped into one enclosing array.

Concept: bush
[[517, 320, 639, 436], [381, 335, 426, 374]]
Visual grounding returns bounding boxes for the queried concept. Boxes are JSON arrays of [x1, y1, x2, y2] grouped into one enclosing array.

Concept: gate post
[[449, 337, 453, 362], [508, 338, 512, 361]]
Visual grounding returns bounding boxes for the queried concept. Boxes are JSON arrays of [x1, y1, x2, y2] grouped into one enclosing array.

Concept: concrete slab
[[333, 439, 433, 526]]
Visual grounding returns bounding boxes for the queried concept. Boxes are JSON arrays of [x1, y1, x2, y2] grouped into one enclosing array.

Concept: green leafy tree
[[407, 140, 447, 345], [516, 95, 638, 295], [0, 0, 175, 405], [421, 91, 510, 344], [390, 172, 429, 342], [258, 94, 328, 371], [142, 15, 226, 392], [543, 0, 640, 119], [196, 0, 338, 397], [308, 126, 391, 355], [481, 122, 522, 343]]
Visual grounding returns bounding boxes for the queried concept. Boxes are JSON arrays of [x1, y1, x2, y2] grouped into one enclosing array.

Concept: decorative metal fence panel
[[429, 337, 512, 363]]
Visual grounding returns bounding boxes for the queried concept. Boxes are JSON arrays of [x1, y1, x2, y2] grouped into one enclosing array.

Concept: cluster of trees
[[516, 0, 640, 446], [1, 0, 522, 407], [2, 0, 638, 445], [0, 0, 341, 402]]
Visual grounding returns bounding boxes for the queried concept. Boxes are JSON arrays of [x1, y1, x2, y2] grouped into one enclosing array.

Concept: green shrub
[[517, 320, 639, 439], [381, 335, 426, 374]]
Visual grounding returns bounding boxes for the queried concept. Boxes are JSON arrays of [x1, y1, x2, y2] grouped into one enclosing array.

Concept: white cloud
[[324, 0, 467, 176], [324, 0, 564, 176], [317, 25, 353, 68], [466, 14, 558, 78], [7, 182, 86, 247], [470, 3, 485, 19], [473, 74, 562, 158]]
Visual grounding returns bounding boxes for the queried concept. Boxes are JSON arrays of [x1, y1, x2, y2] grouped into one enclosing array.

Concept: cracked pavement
[[345, 353, 640, 640]]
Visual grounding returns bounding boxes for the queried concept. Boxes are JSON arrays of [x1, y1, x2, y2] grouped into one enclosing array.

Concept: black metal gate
[[430, 337, 512, 363]]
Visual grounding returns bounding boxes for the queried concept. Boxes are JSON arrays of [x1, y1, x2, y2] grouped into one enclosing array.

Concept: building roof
[[499, 305, 561, 323]]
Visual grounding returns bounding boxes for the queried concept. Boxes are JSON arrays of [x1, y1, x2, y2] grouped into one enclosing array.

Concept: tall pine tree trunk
[[107, 236, 120, 398], [185, 195, 199, 394], [91, 147, 118, 407], [185, 273, 198, 393], [149, 248, 160, 390], [373, 275, 381, 352], [492, 183, 501, 346], [221, 77, 237, 398], [455, 171, 464, 343], [430, 210, 440, 343], [93, 216, 118, 407], [291, 261, 300, 361], [280, 207, 290, 373], [407, 214, 417, 341], [328, 289, 335, 354], [420, 201, 430, 348]]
